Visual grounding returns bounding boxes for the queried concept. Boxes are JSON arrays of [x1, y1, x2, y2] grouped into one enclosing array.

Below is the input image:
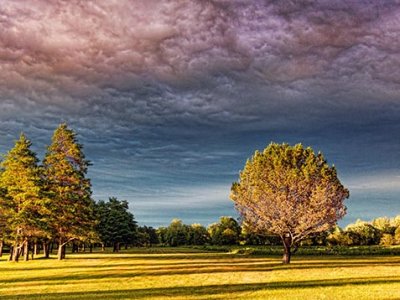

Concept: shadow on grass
[[2, 258, 400, 286], [1, 276, 400, 299]]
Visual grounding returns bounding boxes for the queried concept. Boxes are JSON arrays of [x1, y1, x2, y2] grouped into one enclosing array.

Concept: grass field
[[1, 248, 400, 299]]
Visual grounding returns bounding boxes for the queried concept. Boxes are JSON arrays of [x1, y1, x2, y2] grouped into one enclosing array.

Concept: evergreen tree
[[43, 124, 95, 260], [0, 177, 9, 258], [95, 197, 137, 252], [0, 134, 45, 261]]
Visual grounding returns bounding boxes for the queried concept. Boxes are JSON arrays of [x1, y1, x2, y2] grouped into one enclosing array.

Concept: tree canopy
[[0, 134, 46, 261], [230, 143, 349, 263], [95, 197, 137, 252], [43, 124, 96, 260]]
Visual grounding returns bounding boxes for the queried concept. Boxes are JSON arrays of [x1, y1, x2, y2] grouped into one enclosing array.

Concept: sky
[[0, 0, 400, 227]]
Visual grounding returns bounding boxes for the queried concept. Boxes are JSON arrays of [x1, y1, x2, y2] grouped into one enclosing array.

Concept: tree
[[42, 124, 95, 260], [95, 197, 137, 251], [165, 219, 189, 246], [344, 220, 381, 246], [394, 226, 400, 245], [0, 134, 46, 261], [231, 143, 349, 263], [156, 227, 168, 245], [136, 226, 159, 247], [208, 217, 241, 245], [372, 217, 395, 235], [0, 184, 9, 258], [380, 234, 394, 246], [187, 223, 210, 245]]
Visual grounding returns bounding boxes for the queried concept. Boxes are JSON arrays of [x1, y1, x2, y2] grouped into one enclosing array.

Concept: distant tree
[[208, 217, 241, 245], [345, 220, 381, 246], [391, 216, 400, 228], [43, 124, 96, 260], [95, 197, 137, 251], [156, 227, 168, 245], [165, 219, 188, 246], [326, 226, 351, 246], [394, 226, 400, 245], [380, 234, 394, 246], [231, 143, 349, 263], [187, 223, 209, 245], [0, 134, 46, 261], [136, 226, 158, 247], [301, 230, 331, 246], [372, 217, 395, 235], [240, 222, 281, 246]]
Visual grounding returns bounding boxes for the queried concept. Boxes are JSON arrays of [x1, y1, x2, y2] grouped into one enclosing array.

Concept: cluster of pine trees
[[0, 124, 95, 261]]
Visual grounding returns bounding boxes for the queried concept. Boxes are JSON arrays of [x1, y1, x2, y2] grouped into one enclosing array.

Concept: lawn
[[0, 248, 400, 299]]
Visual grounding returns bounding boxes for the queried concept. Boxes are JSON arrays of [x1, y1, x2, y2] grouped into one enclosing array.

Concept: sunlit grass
[[0, 248, 400, 299]]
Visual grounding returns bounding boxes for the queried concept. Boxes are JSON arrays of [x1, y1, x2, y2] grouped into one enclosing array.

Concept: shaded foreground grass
[[1, 249, 400, 299]]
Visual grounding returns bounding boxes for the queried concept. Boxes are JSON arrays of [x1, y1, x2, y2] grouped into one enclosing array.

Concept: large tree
[[0, 134, 46, 261], [43, 123, 95, 260], [230, 143, 349, 263]]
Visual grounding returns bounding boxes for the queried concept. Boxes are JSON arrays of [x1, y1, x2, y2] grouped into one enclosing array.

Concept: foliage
[[231, 143, 349, 263], [136, 226, 159, 246], [156, 227, 168, 245], [372, 217, 395, 234], [42, 124, 96, 259], [0, 134, 46, 261], [379, 234, 394, 246], [95, 197, 137, 251], [394, 226, 400, 245], [327, 226, 351, 246], [345, 220, 381, 246], [164, 219, 189, 246], [187, 223, 209, 245], [208, 216, 241, 245]]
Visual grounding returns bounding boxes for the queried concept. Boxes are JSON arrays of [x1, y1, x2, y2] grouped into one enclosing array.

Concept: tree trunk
[[23, 240, 29, 261], [12, 244, 21, 262], [89, 243, 93, 253], [34, 243, 38, 256], [8, 246, 13, 261], [113, 242, 119, 253], [0, 240, 3, 257], [72, 243, 78, 253], [57, 239, 66, 260], [282, 234, 292, 264], [43, 242, 49, 258]]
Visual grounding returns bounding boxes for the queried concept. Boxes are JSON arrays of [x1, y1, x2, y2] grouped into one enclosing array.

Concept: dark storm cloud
[[1, 0, 400, 225]]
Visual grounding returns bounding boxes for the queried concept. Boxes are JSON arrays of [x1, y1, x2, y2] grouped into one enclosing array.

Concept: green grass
[[1, 248, 400, 299]]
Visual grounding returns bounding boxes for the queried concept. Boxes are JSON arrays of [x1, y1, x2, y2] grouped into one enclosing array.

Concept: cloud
[[1, 1, 400, 225]]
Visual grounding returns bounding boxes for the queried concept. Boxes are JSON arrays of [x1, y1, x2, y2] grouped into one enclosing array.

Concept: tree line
[[136, 215, 400, 248], [1, 129, 398, 263]]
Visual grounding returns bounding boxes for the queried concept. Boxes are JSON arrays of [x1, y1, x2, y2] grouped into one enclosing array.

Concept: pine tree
[[95, 197, 137, 252], [0, 134, 45, 261], [43, 124, 95, 260]]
